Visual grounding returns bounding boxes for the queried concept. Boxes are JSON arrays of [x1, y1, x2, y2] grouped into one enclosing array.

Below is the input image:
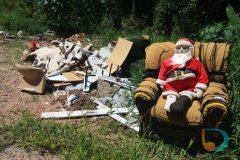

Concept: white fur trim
[[162, 91, 180, 97], [176, 41, 193, 47], [156, 79, 166, 85], [195, 83, 208, 90], [166, 73, 196, 83], [179, 90, 197, 99]]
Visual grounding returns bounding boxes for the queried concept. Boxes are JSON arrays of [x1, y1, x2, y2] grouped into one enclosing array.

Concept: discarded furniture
[[134, 42, 231, 150]]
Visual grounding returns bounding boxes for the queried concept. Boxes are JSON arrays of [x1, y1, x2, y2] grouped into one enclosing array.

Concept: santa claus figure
[[156, 38, 208, 113]]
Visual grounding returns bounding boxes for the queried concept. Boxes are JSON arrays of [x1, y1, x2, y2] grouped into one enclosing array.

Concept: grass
[[1, 40, 26, 67], [0, 110, 237, 159], [0, 110, 202, 159]]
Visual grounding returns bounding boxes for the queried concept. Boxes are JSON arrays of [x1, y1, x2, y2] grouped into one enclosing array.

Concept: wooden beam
[[41, 108, 129, 119]]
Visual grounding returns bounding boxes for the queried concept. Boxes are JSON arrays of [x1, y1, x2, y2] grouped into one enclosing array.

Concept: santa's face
[[171, 45, 193, 67]]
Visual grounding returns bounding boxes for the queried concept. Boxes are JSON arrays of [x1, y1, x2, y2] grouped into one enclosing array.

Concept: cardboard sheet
[[15, 64, 46, 94], [105, 38, 133, 74]]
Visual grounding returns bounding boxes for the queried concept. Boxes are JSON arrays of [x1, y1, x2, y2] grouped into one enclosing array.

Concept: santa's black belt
[[166, 68, 195, 79]]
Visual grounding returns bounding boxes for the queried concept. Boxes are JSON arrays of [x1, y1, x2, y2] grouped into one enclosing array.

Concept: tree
[[37, 0, 103, 35]]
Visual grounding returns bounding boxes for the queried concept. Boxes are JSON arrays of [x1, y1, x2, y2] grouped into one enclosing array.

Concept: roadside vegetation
[[0, 111, 195, 159], [0, 0, 240, 159]]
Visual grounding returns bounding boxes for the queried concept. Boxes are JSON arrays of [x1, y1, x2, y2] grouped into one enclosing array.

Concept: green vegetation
[[0, 110, 237, 159], [225, 5, 240, 157], [0, 0, 239, 38], [1, 41, 25, 67], [0, 111, 195, 159]]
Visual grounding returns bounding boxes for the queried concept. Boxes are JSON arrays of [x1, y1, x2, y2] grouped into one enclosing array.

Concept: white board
[[47, 75, 68, 81], [41, 108, 129, 119]]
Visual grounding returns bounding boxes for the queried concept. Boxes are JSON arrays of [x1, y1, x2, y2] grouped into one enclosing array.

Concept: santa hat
[[175, 38, 194, 48]]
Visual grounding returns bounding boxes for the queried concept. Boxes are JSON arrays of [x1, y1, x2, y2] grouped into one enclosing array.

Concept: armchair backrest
[[145, 42, 231, 82]]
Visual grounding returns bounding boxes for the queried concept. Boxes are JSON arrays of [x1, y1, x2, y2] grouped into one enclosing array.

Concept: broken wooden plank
[[94, 100, 139, 132], [41, 108, 129, 119], [62, 71, 84, 82], [110, 114, 139, 132]]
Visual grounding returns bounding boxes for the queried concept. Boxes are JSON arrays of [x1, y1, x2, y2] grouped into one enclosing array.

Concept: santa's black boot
[[169, 95, 192, 113]]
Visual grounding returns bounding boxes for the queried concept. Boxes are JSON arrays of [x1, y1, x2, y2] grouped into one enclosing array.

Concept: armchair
[[134, 42, 231, 149]]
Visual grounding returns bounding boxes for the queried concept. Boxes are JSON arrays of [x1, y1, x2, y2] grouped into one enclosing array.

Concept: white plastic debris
[[67, 94, 76, 107], [17, 31, 23, 38]]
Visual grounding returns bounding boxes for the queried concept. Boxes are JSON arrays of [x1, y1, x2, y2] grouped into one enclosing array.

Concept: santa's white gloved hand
[[194, 88, 204, 98]]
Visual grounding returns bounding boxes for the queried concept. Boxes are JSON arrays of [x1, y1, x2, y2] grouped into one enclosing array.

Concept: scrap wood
[[62, 71, 84, 81], [53, 82, 72, 87], [71, 70, 86, 77], [46, 79, 72, 88], [94, 100, 139, 132], [47, 71, 84, 83], [41, 107, 130, 119]]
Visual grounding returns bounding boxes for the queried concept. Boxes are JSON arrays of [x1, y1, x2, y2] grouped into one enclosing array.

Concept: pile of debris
[[15, 32, 150, 132], [0, 31, 15, 39]]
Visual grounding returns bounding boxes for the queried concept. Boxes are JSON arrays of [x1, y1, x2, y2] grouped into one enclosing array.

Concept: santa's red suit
[[156, 56, 208, 98]]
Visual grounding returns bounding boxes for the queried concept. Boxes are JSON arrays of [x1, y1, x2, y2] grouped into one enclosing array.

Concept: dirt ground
[[0, 38, 131, 159]]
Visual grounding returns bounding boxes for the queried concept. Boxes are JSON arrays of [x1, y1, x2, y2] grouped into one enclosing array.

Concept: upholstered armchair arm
[[134, 77, 161, 132], [200, 82, 229, 128], [134, 77, 161, 108]]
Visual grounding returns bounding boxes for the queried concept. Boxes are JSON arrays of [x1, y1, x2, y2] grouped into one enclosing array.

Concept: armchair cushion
[[151, 96, 202, 126], [149, 82, 229, 127]]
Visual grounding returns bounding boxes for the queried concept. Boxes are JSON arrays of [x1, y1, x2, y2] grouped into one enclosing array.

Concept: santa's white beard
[[171, 50, 192, 68]]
